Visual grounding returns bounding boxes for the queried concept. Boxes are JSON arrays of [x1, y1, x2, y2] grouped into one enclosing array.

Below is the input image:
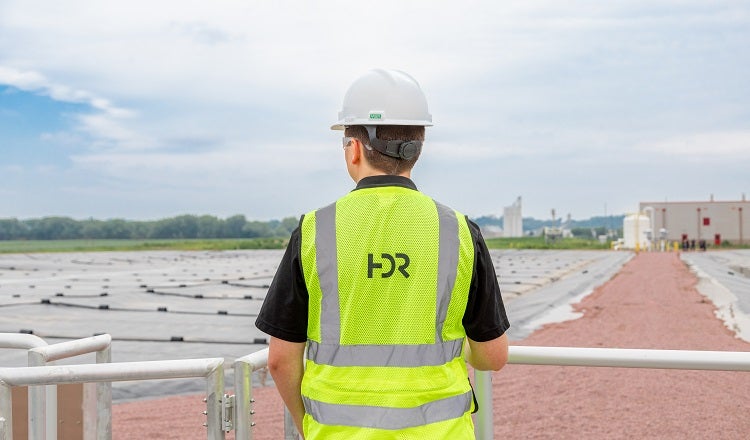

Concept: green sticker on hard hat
[[369, 112, 383, 120]]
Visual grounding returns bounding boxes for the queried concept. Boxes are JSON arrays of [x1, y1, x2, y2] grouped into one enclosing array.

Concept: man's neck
[[355, 171, 410, 182]]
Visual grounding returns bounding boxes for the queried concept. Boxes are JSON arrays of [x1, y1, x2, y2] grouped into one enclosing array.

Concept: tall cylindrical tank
[[623, 214, 651, 249]]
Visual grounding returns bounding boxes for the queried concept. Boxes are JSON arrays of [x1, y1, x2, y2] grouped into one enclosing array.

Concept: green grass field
[[484, 236, 612, 250], [0, 238, 289, 253], [0, 236, 614, 253]]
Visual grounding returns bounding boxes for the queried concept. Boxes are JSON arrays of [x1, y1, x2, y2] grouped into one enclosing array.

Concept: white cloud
[[426, 140, 535, 160], [1, 0, 749, 219], [635, 131, 750, 161], [75, 113, 157, 151], [0, 66, 46, 89], [0, 66, 131, 116], [70, 139, 340, 190], [0, 65, 145, 152]]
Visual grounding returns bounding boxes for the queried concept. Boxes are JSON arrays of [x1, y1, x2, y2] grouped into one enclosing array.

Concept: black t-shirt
[[255, 175, 510, 343]]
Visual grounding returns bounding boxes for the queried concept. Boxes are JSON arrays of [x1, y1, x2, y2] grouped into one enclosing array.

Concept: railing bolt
[[203, 422, 208, 427], [202, 411, 208, 415]]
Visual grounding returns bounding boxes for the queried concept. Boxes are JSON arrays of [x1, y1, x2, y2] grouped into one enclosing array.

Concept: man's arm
[[465, 333, 509, 371], [267, 337, 307, 436], [462, 220, 510, 371]]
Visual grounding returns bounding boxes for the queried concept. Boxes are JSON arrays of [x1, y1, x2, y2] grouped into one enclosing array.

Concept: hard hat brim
[[331, 118, 434, 131]]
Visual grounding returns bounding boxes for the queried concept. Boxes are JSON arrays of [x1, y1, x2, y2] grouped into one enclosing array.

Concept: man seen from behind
[[256, 69, 510, 439]]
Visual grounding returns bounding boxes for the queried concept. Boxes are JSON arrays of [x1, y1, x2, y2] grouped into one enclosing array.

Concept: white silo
[[623, 213, 651, 250], [503, 196, 523, 237]]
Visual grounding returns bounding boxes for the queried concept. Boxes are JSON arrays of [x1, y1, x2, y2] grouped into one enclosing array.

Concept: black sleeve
[[462, 218, 510, 342], [255, 220, 309, 343]]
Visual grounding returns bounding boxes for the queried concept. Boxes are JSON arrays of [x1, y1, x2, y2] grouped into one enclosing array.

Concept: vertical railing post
[[474, 370, 493, 440], [233, 360, 253, 439], [0, 416, 7, 440], [27, 334, 113, 440], [284, 410, 299, 440], [96, 346, 112, 440], [27, 350, 51, 440], [0, 383, 12, 440], [235, 348, 300, 439], [206, 364, 225, 440], [233, 348, 269, 439]]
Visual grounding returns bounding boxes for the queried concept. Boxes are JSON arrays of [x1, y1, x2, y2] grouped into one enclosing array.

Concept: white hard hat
[[331, 69, 433, 130]]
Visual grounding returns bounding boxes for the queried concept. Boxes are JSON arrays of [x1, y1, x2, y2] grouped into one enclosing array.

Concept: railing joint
[[222, 393, 235, 432]]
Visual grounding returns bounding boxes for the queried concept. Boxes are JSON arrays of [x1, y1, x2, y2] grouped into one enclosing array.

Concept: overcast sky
[[1, 0, 749, 222]]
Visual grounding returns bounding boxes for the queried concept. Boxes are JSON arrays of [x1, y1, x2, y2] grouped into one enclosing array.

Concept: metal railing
[[3, 344, 749, 439], [233, 349, 304, 439], [472, 345, 750, 440], [0, 333, 112, 439], [232, 345, 750, 440], [0, 334, 49, 439], [0, 358, 225, 440], [233, 348, 270, 439]]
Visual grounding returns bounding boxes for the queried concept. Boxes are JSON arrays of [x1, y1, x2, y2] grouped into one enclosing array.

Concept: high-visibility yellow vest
[[299, 185, 476, 439]]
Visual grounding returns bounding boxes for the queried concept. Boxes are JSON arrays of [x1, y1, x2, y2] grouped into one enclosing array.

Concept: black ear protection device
[[364, 126, 422, 160]]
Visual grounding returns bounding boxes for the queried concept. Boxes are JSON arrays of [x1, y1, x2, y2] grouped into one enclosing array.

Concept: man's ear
[[350, 138, 363, 165]]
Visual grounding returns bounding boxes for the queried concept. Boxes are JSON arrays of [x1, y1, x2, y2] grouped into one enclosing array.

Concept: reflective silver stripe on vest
[[307, 338, 463, 367], [316, 202, 339, 343], [435, 201, 459, 342], [312, 198, 462, 367], [303, 391, 472, 430]]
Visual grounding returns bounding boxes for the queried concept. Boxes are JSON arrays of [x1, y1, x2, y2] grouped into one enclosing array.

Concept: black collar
[[353, 175, 418, 192]]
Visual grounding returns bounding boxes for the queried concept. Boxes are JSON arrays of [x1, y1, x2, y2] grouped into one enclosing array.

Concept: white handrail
[[29, 334, 111, 363], [232, 345, 750, 440], [472, 345, 750, 440], [5, 344, 748, 439], [507, 345, 750, 371], [0, 358, 223, 386], [1, 333, 113, 439], [0, 333, 47, 350], [0, 358, 225, 440]]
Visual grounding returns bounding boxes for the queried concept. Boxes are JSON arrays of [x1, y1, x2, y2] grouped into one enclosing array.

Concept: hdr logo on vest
[[367, 253, 410, 278]]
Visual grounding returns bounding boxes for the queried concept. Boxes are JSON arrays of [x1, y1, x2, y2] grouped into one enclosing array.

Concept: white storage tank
[[623, 214, 651, 249]]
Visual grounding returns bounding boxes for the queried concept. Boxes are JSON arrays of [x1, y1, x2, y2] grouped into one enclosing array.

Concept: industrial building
[[503, 196, 523, 237], [639, 196, 749, 246]]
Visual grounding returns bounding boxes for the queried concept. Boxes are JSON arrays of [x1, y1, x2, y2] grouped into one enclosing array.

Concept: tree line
[[1, 213, 626, 241], [0, 215, 300, 240]]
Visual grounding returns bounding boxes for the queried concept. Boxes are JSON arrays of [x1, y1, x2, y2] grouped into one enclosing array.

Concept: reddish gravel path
[[493, 252, 750, 439], [113, 252, 750, 439]]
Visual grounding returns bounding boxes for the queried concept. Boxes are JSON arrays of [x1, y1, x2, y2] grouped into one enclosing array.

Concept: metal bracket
[[222, 394, 235, 432]]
